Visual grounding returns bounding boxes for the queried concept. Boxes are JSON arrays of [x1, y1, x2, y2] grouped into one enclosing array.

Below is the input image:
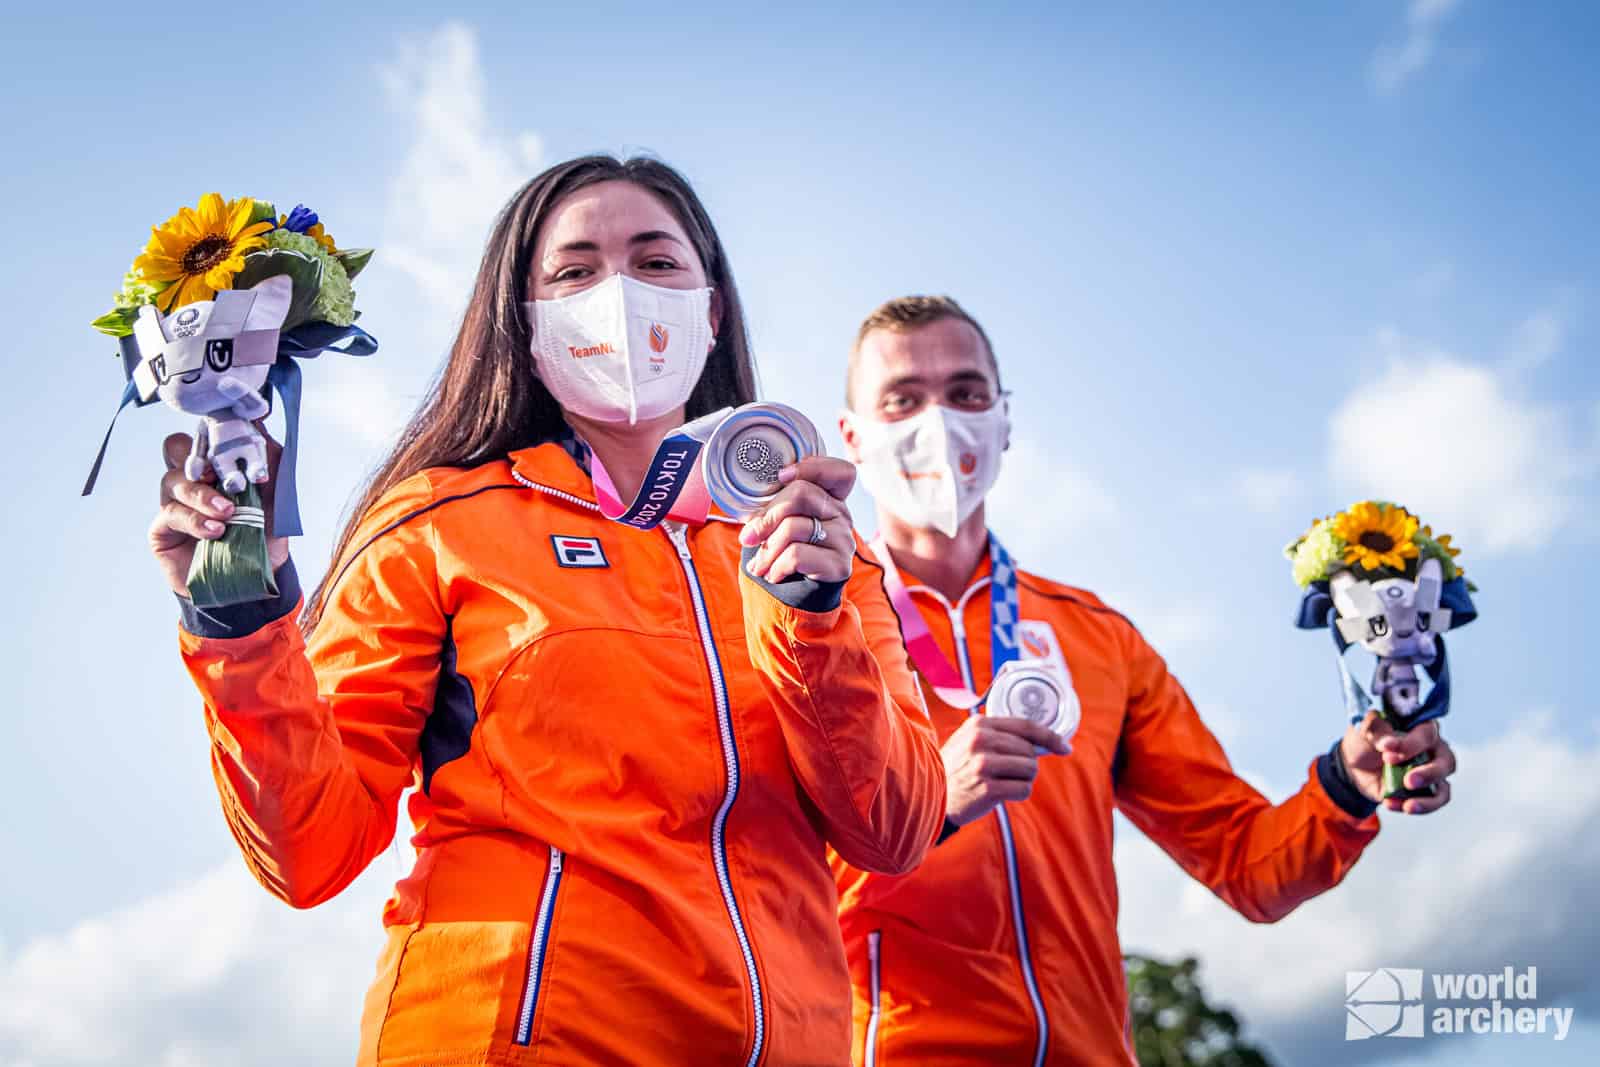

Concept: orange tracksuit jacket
[[833, 546, 1382, 1066], [176, 441, 945, 1066]]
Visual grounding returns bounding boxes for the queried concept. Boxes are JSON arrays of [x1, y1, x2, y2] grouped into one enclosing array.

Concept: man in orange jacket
[[832, 295, 1460, 1066]]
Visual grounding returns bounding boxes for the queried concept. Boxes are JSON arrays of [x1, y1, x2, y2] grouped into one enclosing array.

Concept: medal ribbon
[[587, 407, 731, 529], [872, 531, 1020, 709]]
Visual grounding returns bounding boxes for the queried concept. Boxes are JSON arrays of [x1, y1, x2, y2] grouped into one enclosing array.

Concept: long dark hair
[[304, 155, 758, 631]]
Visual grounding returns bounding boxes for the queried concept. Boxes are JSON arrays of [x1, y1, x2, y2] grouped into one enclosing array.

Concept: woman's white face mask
[[528, 272, 715, 424], [846, 400, 1010, 537]]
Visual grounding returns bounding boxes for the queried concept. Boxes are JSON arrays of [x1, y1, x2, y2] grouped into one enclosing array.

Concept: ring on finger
[[807, 516, 827, 545]]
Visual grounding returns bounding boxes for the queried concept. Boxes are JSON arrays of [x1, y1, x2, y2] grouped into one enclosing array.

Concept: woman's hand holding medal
[[739, 456, 858, 585]]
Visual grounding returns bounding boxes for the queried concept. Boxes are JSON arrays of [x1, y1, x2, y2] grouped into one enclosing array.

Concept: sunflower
[[1332, 501, 1420, 574], [134, 194, 273, 312]]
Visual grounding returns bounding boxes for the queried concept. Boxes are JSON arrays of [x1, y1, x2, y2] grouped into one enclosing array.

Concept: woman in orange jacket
[[149, 155, 946, 1066]]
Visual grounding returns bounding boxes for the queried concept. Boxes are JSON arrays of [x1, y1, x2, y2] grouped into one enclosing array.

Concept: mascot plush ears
[[1297, 558, 1477, 728], [126, 276, 292, 493]]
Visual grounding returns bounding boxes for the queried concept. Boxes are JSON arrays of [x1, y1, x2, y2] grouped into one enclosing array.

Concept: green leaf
[[187, 481, 278, 607], [91, 307, 138, 338], [335, 247, 374, 279], [247, 199, 278, 227], [233, 248, 325, 331]]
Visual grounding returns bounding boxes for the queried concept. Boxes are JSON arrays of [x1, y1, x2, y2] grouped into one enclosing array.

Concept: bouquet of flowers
[[1288, 501, 1478, 800], [83, 194, 378, 607]]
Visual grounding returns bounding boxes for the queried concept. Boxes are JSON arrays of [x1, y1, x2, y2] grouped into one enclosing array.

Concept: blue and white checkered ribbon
[[989, 535, 1021, 672]]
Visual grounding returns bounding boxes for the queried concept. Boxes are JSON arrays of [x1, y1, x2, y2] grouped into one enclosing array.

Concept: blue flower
[[279, 204, 320, 234]]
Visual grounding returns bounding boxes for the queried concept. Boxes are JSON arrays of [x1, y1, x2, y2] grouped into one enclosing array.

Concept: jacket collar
[[506, 432, 733, 526], [507, 437, 599, 505], [897, 549, 995, 615]]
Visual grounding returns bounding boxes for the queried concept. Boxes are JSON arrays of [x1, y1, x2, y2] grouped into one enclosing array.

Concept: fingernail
[[212, 496, 233, 513], [778, 465, 797, 484], [204, 520, 224, 535]]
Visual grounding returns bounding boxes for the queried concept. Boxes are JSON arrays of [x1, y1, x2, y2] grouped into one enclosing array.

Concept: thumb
[[1359, 709, 1399, 753]]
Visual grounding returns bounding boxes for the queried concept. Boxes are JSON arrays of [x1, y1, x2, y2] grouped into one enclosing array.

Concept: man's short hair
[[846, 295, 1000, 409]]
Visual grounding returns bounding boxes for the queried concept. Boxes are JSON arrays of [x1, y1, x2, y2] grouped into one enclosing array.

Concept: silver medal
[[986, 660, 1080, 745], [702, 402, 824, 518]]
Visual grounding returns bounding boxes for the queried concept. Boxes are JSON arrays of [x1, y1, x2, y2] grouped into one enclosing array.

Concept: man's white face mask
[[528, 272, 715, 424], [846, 399, 1010, 536]]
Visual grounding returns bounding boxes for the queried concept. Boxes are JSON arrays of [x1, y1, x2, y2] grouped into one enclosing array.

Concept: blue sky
[[3, 2, 1597, 1064]]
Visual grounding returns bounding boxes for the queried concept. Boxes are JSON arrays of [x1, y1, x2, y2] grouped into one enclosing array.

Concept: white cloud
[[1503, 294, 1577, 373], [1103, 592, 1224, 656], [1327, 330, 1595, 555], [0, 859, 402, 1066], [1371, 0, 1465, 94], [985, 436, 1119, 566], [299, 361, 417, 452], [1118, 714, 1600, 1064], [288, 22, 546, 497], [377, 22, 544, 315]]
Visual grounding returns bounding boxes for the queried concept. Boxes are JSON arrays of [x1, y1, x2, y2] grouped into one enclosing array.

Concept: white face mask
[[528, 273, 715, 424], [847, 401, 1009, 537]]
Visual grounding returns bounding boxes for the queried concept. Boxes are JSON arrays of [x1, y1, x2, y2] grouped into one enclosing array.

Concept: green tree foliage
[[1125, 954, 1274, 1067]]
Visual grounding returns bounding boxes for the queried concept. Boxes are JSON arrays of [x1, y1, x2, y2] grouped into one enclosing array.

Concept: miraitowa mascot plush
[[133, 275, 291, 494], [82, 195, 377, 608], [1288, 502, 1478, 800]]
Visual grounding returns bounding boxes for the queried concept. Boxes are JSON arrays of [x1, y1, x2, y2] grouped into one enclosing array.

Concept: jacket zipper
[[514, 845, 564, 1046], [509, 475, 766, 1061], [865, 930, 884, 1066], [952, 608, 1050, 1067], [510, 470, 602, 512], [666, 521, 766, 1067]]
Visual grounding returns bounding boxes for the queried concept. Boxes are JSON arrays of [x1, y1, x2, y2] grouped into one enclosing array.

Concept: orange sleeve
[[1112, 623, 1379, 923], [177, 474, 444, 909], [739, 547, 945, 876]]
